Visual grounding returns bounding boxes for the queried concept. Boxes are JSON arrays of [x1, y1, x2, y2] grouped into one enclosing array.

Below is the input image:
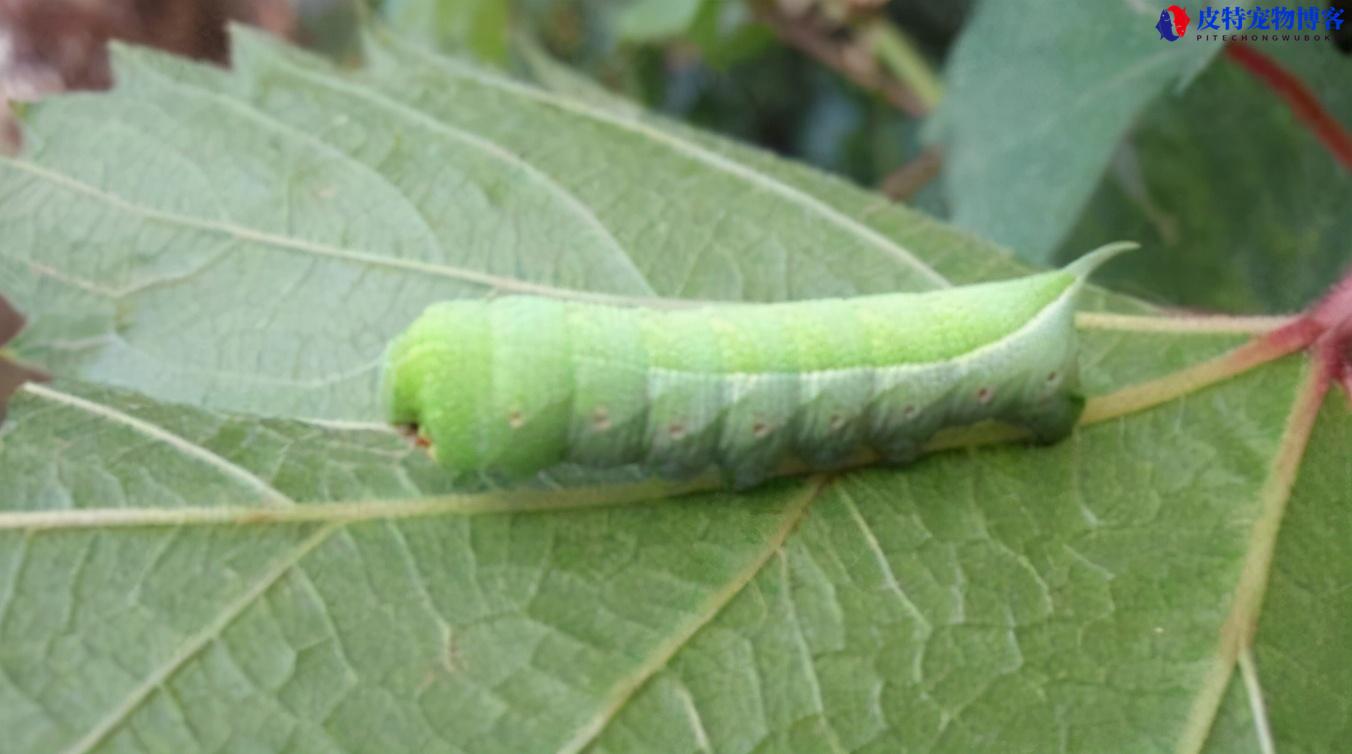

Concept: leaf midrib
[[0, 329, 1299, 530]]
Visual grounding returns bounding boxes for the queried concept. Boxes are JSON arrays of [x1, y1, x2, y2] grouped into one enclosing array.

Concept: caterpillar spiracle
[[383, 242, 1134, 489]]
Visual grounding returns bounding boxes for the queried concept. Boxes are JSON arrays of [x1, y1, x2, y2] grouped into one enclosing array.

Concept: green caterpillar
[[384, 243, 1133, 488]]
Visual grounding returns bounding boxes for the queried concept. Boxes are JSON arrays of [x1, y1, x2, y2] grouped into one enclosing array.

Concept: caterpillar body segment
[[384, 243, 1133, 488]]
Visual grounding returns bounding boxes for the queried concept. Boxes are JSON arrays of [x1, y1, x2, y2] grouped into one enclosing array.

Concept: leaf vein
[[61, 523, 338, 754], [251, 45, 656, 296], [20, 383, 292, 507], [0, 157, 678, 307], [555, 476, 826, 754], [387, 36, 951, 289], [1173, 360, 1327, 754]]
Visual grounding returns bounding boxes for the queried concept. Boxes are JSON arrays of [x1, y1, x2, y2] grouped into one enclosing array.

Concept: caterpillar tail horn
[[1065, 241, 1138, 282]]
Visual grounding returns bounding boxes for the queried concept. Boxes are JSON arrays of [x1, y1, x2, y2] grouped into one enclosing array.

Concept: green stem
[[862, 20, 943, 112]]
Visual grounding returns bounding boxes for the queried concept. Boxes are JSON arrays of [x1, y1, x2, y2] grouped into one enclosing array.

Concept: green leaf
[[931, 1, 1223, 263], [1056, 41, 1352, 313], [684, 0, 774, 69], [615, 0, 708, 42], [1246, 398, 1352, 752], [377, 0, 511, 62], [2, 29, 1347, 754]]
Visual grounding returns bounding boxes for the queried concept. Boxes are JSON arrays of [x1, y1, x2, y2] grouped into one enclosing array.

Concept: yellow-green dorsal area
[[383, 267, 1079, 427], [860, 270, 1075, 365], [643, 270, 1075, 373], [382, 302, 487, 427]]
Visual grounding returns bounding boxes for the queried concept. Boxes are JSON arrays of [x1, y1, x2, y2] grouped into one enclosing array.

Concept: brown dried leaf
[[0, 294, 46, 421], [0, 0, 296, 100], [1, 101, 18, 155]]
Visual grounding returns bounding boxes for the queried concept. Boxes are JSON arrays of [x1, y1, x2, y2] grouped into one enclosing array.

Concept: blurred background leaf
[[928, 0, 1225, 265], [0, 0, 297, 95], [377, 0, 509, 61], [1056, 41, 1352, 313], [614, 0, 707, 41]]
